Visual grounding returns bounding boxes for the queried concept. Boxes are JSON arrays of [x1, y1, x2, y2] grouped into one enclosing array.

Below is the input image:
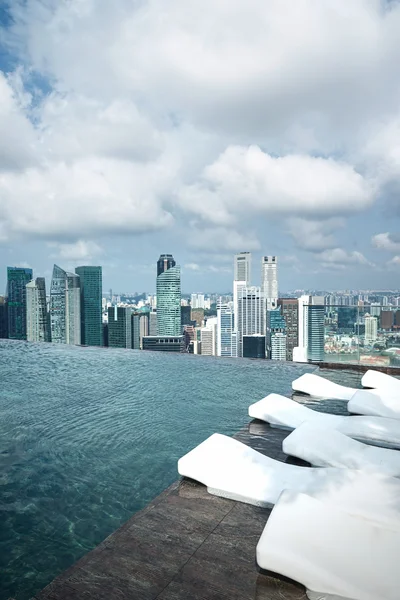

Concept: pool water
[[0, 340, 314, 599]]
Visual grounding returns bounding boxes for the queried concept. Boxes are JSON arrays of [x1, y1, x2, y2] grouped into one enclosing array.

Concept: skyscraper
[[49, 265, 81, 345], [234, 252, 251, 285], [267, 308, 287, 360], [277, 298, 298, 360], [261, 256, 278, 309], [26, 277, 50, 342], [217, 301, 236, 357], [75, 266, 103, 346], [200, 317, 217, 356], [156, 254, 181, 336], [0, 296, 8, 339], [7, 266, 33, 340], [108, 306, 132, 348], [365, 314, 378, 344], [237, 286, 265, 357], [307, 297, 325, 362]]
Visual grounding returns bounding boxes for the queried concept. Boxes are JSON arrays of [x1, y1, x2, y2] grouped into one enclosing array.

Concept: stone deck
[[33, 421, 308, 600]]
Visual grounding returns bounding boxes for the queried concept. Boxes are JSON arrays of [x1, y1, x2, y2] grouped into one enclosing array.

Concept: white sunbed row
[[177, 369, 400, 600]]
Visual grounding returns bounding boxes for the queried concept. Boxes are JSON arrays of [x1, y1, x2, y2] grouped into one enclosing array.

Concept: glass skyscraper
[[108, 306, 132, 348], [7, 266, 33, 340], [26, 277, 50, 342], [75, 266, 103, 346], [156, 254, 181, 336], [0, 296, 8, 339], [307, 299, 325, 362], [50, 265, 81, 345]]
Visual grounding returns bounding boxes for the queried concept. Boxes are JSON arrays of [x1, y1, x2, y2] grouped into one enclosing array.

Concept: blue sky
[[1, 0, 400, 293]]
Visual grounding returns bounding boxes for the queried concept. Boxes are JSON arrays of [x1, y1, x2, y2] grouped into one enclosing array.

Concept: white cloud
[[187, 226, 260, 253], [49, 240, 103, 261], [184, 263, 201, 271], [387, 255, 400, 268], [178, 146, 375, 224], [317, 248, 372, 268], [372, 232, 400, 252], [286, 217, 345, 252]]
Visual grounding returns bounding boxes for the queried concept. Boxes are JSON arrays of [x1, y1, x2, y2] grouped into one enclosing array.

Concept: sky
[[1, 0, 400, 293]]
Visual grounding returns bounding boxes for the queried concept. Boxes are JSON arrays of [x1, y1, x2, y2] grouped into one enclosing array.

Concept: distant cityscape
[[1, 253, 400, 366]]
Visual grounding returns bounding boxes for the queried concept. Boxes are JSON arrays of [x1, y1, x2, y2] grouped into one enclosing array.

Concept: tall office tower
[[277, 298, 298, 361], [75, 266, 102, 346], [7, 266, 33, 340], [307, 296, 325, 362], [49, 265, 81, 345], [217, 301, 237, 357], [234, 252, 251, 285], [107, 306, 132, 348], [365, 314, 378, 344], [132, 313, 141, 349], [200, 317, 218, 356], [26, 278, 50, 342], [266, 308, 287, 360], [149, 311, 158, 335], [293, 295, 310, 362], [0, 296, 8, 338], [156, 254, 181, 336], [261, 256, 278, 309], [237, 286, 265, 357]]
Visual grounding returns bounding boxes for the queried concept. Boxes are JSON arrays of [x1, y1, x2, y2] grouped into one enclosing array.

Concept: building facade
[[243, 335, 266, 359], [270, 332, 287, 361], [107, 306, 132, 348], [66, 273, 81, 345], [26, 277, 50, 342], [200, 317, 217, 356], [7, 266, 33, 340], [0, 296, 8, 339], [277, 298, 298, 360], [237, 286, 265, 357], [307, 297, 325, 362], [365, 314, 378, 344], [75, 266, 103, 346], [267, 308, 287, 360], [261, 256, 278, 309], [142, 335, 184, 352], [217, 302, 236, 357], [156, 255, 181, 336], [234, 252, 251, 285], [50, 265, 81, 345]]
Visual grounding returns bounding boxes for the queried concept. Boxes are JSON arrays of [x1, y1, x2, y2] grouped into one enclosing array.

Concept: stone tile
[[215, 502, 271, 538]]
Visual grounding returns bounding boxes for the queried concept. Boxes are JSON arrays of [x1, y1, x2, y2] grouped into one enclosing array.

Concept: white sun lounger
[[292, 372, 357, 400], [349, 389, 400, 420], [257, 490, 400, 600], [178, 433, 400, 530], [283, 422, 400, 477], [362, 369, 400, 392], [249, 393, 400, 448]]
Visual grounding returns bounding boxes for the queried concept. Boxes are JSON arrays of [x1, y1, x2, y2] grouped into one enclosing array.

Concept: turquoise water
[[0, 340, 313, 600]]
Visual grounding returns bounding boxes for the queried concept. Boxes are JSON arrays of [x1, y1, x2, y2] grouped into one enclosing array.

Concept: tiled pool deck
[[31, 368, 363, 600]]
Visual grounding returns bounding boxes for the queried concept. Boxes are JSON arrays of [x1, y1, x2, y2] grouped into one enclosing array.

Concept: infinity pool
[[0, 340, 315, 599]]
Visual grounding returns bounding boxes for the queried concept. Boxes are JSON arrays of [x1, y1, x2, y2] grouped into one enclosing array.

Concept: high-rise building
[[293, 295, 311, 362], [277, 298, 298, 360], [380, 310, 394, 331], [267, 308, 287, 360], [370, 303, 381, 317], [243, 335, 266, 359], [191, 293, 205, 309], [132, 313, 141, 349], [237, 286, 265, 357], [142, 335, 184, 352], [108, 306, 132, 348], [217, 301, 236, 357], [0, 296, 8, 338], [49, 265, 81, 345], [156, 254, 181, 336], [200, 317, 217, 356], [7, 266, 33, 340], [261, 256, 278, 309], [75, 266, 103, 346], [26, 278, 50, 342], [0, 296, 7, 338], [307, 297, 325, 362], [181, 305, 192, 327], [234, 252, 251, 285], [337, 307, 357, 333], [365, 314, 378, 344], [149, 311, 158, 335]]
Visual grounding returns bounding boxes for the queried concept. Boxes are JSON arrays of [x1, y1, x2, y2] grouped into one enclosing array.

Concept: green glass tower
[[156, 255, 181, 336], [75, 266, 103, 346], [7, 266, 33, 340]]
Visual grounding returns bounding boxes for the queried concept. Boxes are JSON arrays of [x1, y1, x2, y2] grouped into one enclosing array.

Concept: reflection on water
[[0, 340, 314, 600]]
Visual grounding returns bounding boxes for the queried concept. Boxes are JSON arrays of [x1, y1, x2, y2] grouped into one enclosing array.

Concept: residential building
[[7, 266, 33, 340], [261, 256, 278, 309], [237, 287, 265, 357], [277, 298, 298, 360], [142, 335, 184, 352], [191, 293, 205, 309], [75, 266, 103, 346], [217, 301, 236, 357], [49, 265, 81, 345], [0, 296, 8, 338], [243, 334, 266, 359], [156, 254, 181, 336], [26, 278, 50, 342], [108, 306, 132, 348], [234, 252, 251, 285], [370, 303, 381, 317], [365, 314, 378, 344]]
